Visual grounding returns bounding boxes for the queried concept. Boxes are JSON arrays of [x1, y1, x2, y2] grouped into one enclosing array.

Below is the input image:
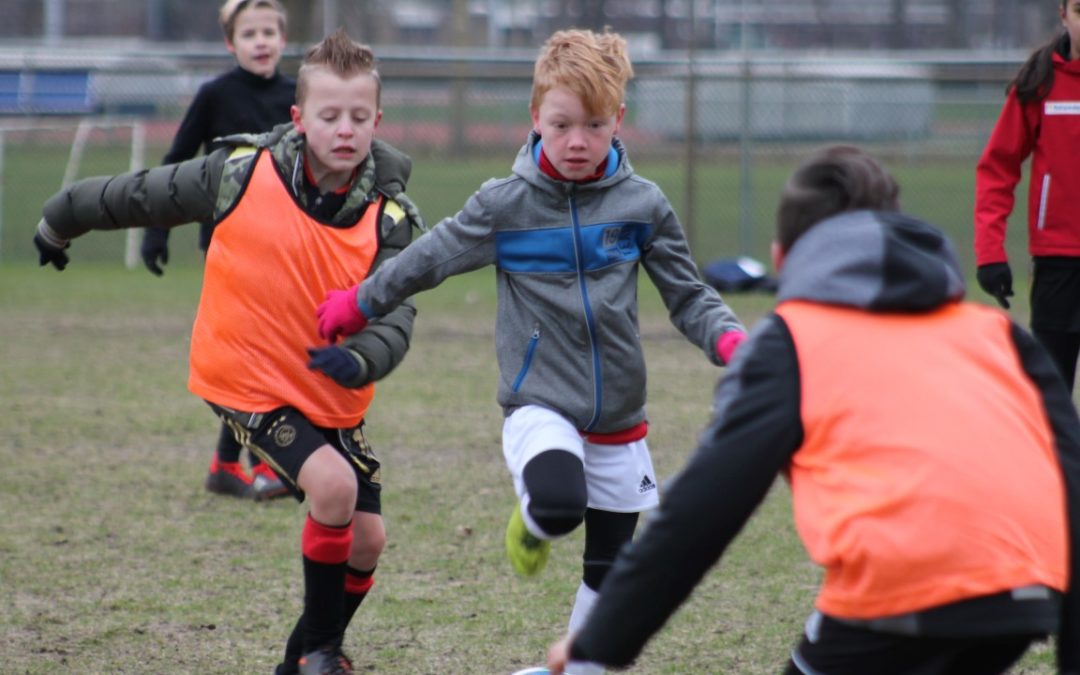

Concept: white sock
[[519, 493, 551, 540], [566, 582, 604, 675]]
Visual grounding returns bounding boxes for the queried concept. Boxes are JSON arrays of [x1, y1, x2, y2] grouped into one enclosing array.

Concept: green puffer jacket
[[40, 123, 424, 387]]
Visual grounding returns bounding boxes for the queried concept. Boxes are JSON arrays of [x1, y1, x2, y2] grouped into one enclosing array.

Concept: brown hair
[[531, 28, 633, 117], [776, 146, 900, 252], [219, 0, 286, 42], [296, 28, 381, 108], [1008, 0, 1071, 102]]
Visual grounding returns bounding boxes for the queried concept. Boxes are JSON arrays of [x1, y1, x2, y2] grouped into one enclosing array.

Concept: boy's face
[[531, 86, 624, 181], [226, 6, 285, 78], [290, 68, 381, 189]]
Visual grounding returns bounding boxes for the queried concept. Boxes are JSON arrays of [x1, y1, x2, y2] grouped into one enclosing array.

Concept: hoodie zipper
[[511, 327, 541, 392], [568, 190, 603, 431]]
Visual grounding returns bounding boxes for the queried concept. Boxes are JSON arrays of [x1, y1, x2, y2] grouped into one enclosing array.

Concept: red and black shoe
[[204, 457, 253, 498]]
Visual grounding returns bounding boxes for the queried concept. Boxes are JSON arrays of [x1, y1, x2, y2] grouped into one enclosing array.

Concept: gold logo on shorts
[[273, 424, 297, 447]]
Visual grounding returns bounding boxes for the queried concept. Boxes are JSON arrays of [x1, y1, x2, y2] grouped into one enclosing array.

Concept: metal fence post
[[738, 0, 754, 257], [683, 3, 697, 254]]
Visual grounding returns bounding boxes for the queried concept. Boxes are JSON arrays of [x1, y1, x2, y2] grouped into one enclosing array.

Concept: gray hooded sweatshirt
[[357, 132, 744, 432]]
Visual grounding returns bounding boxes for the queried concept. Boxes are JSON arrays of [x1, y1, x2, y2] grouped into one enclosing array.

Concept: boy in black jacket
[[547, 146, 1080, 675], [144, 0, 296, 500]]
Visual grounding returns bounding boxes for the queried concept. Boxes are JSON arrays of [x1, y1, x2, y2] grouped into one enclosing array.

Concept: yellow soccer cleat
[[505, 503, 550, 577]]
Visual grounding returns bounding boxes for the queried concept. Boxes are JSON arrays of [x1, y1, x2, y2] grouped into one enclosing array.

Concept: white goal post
[[62, 118, 147, 269], [0, 117, 145, 266]]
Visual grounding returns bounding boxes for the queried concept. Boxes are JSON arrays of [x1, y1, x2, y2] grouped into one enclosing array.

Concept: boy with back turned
[[546, 146, 1080, 675]]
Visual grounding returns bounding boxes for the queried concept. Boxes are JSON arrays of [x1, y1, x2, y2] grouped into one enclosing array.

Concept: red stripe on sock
[[301, 515, 353, 564], [345, 572, 374, 595]]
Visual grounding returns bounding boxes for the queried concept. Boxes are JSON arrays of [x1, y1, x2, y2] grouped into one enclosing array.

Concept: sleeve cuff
[[343, 349, 370, 388], [37, 219, 69, 248]]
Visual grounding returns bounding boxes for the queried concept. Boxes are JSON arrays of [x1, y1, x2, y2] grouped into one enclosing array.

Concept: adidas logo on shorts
[[638, 474, 656, 494]]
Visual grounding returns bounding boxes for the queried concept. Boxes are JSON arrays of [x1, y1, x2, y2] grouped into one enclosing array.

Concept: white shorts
[[502, 405, 660, 513]]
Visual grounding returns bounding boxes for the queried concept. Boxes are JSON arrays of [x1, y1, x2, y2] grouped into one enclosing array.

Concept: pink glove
[[717, 330, 747, 364], [316, 284, 368, 343]]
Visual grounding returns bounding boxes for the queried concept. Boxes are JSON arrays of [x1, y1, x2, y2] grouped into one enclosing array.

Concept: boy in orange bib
[[546, 146, 1080, 675], [34, 29, 423, 675]]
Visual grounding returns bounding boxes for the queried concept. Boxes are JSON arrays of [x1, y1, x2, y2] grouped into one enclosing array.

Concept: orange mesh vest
[[188, 149, 380, 428], [775, 299, 1068, 620]]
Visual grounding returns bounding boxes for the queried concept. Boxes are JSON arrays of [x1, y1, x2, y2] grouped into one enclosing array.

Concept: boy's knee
[[523, 450, 587, 536], [301, 451, 359, 523], [351, 526, 386, 564], [319, 470, 358, 507]]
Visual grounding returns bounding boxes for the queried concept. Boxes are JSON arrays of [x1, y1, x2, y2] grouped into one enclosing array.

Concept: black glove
[[140, 227, 170, 276], [307, 346, 369, 387], [976, 262, 1013, 309], [33, 231, 69, 271]]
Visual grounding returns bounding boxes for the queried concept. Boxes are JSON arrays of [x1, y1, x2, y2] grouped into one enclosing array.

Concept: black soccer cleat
[[298, 645, 353, 675]]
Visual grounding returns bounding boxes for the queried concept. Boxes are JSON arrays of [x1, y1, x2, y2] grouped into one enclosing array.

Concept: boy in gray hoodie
[[316, 28, 746, 675]]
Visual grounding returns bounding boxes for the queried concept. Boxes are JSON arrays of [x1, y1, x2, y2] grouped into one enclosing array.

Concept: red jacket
[[975, 52, 1080, 265]]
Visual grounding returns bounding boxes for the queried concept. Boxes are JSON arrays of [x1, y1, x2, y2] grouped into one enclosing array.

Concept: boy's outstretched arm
[[316, 186, 500, 342], [642, 199, 746, 365], [32, 150, 227, 269]]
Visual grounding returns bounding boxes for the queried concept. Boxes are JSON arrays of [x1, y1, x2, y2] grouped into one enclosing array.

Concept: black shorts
[[208, 403, 382, 514], [785, 611, 1046, 675]]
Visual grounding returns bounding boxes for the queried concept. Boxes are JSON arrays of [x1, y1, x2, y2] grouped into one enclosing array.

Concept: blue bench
[[0, 69, 95, 115]]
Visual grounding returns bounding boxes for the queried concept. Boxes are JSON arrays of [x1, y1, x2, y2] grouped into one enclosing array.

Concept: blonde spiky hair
[[531, 28, 633, 118], [296, 28, 381, 108]]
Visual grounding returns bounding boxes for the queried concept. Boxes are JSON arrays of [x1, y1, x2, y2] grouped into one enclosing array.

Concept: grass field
[[0, 132, 1056, 673], [0, 256, 1058, 673]]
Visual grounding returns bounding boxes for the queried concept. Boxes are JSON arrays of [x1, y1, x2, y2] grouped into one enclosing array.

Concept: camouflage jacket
[[41, 123, 424, 386]]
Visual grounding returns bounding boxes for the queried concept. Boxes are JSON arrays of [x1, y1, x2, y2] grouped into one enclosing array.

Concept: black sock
[[215, 423, 242, 464], [301, 555, 346, 651], [282, 566, 374, 666], [281, 614, 304, 670]]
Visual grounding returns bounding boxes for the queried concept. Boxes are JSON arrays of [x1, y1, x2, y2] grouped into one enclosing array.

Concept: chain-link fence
[[0, 48, 1028, 273]]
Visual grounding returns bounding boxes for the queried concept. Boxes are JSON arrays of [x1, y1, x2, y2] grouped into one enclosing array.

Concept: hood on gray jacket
[[776, 210, 966, 312], [511, 130, 633, 194]]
